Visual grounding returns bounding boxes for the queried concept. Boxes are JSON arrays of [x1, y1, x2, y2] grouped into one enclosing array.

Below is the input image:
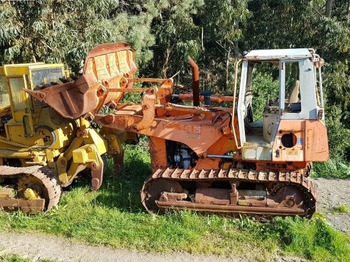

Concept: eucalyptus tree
[[197, 0, 250, 91], [149, 0, 250, 91], [0, 0, 156, 73], [148, 0, 204, 81]]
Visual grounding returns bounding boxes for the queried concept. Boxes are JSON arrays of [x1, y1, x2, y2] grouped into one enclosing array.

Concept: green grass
[[0, 254, 29, 262], [332, 204, 350, 214], [0, 146, 349, 261], [312, 159, 350, 179], [0, 254, 53, 262]]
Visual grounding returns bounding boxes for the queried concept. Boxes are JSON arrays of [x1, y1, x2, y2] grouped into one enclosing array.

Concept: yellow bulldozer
[[0, 44, 137, 213]]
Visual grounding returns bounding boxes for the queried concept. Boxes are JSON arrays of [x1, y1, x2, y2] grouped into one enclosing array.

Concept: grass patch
[[0, 254, 30, 262], [312, 159, 350, 179], [0, 145, 349, 261], [332, 204, 350, 214], [0, 254, 53, 262], [272, 217, 350, 261], [1, 209, 349, 261]]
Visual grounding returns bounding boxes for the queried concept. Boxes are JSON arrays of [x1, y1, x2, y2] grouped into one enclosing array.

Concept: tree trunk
[[326, 0, 333, 17], [161, 47, 172, 78], [225, 48, 231, 90], [201, 27, 204, 51]]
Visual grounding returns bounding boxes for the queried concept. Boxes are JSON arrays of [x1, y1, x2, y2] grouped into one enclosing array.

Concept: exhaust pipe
[[188, 56, 200, 106]]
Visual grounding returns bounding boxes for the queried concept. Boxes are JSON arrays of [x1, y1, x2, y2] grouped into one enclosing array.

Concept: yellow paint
[[24, 188, 40, 200], [0, 62, 125, 191]]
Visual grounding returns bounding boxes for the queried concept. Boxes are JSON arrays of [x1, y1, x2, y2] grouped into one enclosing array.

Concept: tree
[[149, 0, 250, 91], [197, 0, 250, 91], [0, 0, 156, 73], [149, 0, 204, 80]]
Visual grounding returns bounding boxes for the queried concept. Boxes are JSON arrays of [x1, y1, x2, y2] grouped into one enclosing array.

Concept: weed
[[0, 253, 54, 262], [0, 254, 30, 262], [333, 204, 350, 214]]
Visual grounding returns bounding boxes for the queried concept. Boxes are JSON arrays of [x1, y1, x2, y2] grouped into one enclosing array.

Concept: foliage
[[250, 69, 279, 121], [312, 159, 350, 179], [332, 204, 350, 214], [150, 0, 204, 79], [197, 0, 250, 91], [242, 0, 322, 50], [321, 20, 350, 161], [323, 105, 350, 160], [0, 0, 156, 73], [0, 254, 30, 262]]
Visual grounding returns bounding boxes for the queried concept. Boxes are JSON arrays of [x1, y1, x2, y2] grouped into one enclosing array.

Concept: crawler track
[[141, 168, 317, 218], [0, 166, 61, 214]]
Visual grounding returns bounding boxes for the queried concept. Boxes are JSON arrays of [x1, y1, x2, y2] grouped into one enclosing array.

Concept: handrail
[[232, 59, 242, 149]]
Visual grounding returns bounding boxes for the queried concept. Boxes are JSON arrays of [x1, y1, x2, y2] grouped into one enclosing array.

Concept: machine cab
[[0, 63, 66, 138], [236, 49, 329, 163]]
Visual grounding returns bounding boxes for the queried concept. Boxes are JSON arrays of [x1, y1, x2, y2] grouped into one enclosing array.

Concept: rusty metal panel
[[195, 188, 231, 205], [304, 120, 329, 161], [83, 42, 137, 77], [149, 137, 167, 172], [272, 120, 305, 162]]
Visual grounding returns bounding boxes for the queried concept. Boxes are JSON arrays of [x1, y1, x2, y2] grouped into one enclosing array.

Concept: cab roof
[[244, 48, 313, 61]]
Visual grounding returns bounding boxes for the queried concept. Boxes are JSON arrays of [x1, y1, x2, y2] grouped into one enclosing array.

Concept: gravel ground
[[313, 178, 350, 232], [0, 178, 349, 262]]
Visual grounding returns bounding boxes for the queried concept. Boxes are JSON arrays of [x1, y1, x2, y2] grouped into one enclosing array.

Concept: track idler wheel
[[18, 176, 46, 200], [17, 168, 61, 212], [141, 179, 182, 213], [273, 185, 315, 217], [0, 166, 61, 214]]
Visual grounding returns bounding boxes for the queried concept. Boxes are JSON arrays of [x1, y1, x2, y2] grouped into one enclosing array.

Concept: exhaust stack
[[188, 57, 200, 107]]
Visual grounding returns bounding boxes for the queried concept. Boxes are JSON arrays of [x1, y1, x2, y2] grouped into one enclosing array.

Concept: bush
[[312, 159, 350, 179]]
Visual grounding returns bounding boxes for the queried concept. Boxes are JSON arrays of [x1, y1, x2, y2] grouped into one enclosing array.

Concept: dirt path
[[0, 178, 349, 262], [0, 232, 239, 262], [0, 231, 305, 262]]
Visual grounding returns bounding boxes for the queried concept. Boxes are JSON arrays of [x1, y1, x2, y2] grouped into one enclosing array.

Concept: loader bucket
[[26, 75, 100, 119], [26, 42, 137, 119]]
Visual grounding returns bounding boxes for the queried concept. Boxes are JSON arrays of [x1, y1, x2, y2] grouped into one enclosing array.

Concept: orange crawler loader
[[28, 43, 329, 218]]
